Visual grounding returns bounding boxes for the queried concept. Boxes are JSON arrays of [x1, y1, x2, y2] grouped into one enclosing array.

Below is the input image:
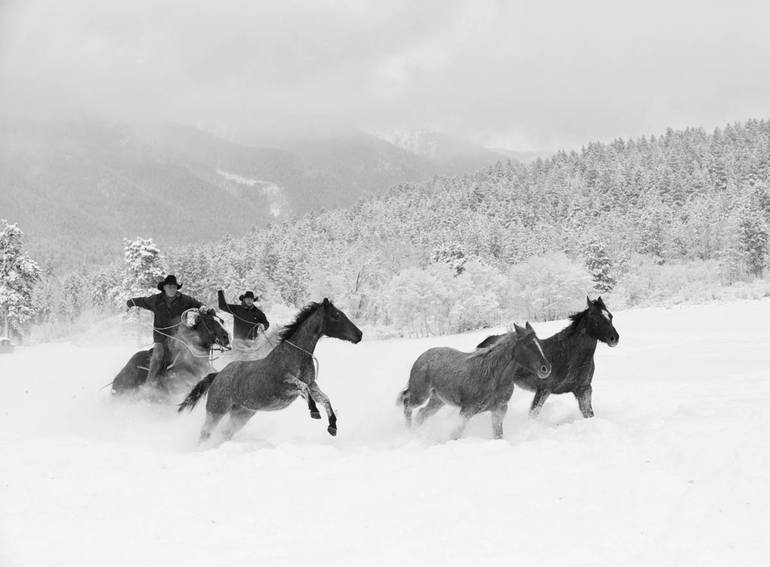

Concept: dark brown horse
[[477, 297, 619, 418], [178, 298, 362, 443], [398, 322, 551, 439], [112, 308, 230, 396]]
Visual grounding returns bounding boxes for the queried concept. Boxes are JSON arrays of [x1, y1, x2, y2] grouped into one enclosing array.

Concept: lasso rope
[[218, 295, 265, 339], [260, 326, 320, 381], [127, 305, 226, 360]]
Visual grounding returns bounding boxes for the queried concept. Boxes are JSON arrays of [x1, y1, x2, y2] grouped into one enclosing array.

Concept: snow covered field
[[2, 299, 769, 566]]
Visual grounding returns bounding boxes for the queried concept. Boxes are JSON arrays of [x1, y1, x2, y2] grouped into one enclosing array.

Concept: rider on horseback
[[217, 289, 269, 357], [127, 275, 208, 386]]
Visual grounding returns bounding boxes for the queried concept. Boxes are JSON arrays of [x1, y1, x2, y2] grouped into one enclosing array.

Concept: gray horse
[[178, 298, 362, 443], [398, 322, 551, 439]]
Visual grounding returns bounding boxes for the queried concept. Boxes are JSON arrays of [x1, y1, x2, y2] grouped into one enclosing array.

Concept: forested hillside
[[23, 119, 770, 337], [1, 119, 506, 270]]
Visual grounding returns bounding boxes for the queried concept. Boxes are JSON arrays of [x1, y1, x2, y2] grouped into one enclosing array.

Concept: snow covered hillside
[[2, 300, 769, 566]]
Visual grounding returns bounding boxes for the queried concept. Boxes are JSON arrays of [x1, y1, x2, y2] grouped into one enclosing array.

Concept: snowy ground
[[2, 300, 769, 566]]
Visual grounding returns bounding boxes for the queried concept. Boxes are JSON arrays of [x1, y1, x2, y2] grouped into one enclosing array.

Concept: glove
[[199, 305, 209, 314]]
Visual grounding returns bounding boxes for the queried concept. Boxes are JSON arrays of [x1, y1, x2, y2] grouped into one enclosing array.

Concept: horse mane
[[565, 308, 589, 335], [470, 331, 517, 359], [279, 301, 324, 341]]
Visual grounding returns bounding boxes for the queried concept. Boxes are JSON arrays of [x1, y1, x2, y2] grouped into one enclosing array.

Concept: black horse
[[477, 297, 619, 418], [112, 308, 230, 396]]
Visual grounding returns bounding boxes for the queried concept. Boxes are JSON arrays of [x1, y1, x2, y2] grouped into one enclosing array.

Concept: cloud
[[2, 0, 770, 149]]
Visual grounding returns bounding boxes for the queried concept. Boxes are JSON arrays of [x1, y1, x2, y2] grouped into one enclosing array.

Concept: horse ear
[[323, 297, 329, 306], [586, 296, 593, 308], [513, 323, 524, 334], [525, 321, 534, 332]]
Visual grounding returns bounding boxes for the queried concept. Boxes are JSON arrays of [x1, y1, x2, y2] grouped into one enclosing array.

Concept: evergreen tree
[[0, 221, 41, 336], [738, 203, 768, 278], [430, 241, 466, 275], [585, 241, 616, 293]]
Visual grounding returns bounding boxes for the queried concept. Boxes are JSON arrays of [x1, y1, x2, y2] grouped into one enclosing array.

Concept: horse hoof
[[310, 411, 322, 419], [327, 426, 337, 436]]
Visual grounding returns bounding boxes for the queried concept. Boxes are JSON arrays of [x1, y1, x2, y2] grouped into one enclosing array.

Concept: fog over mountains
[[0, 117, 531, 268]]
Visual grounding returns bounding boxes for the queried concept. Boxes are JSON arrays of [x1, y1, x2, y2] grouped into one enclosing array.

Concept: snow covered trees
[[585, 242, 617, 294], [0, 221, 41, 336], [121, 238, 165, 300], [21, 118, 770, 338], [738, 199, 768, 278]]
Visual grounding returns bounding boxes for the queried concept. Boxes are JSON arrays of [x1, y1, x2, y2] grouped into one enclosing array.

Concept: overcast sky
[[2, 0, 770, 150]]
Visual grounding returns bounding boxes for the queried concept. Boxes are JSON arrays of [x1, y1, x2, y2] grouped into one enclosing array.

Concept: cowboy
[[217, 289, 270, 342], [127, 275, 207, 386]]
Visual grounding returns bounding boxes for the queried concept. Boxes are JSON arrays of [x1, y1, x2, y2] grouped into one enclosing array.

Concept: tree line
[[3, 119, 769, 338]]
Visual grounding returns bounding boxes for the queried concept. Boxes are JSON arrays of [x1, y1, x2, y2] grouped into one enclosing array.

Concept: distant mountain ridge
[[0, 118, 529, 269]]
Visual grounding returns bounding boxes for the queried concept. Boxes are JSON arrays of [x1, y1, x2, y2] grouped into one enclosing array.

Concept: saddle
[[136, 346, 180, 376]]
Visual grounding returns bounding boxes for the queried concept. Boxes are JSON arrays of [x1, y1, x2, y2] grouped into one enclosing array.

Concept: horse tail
[[177, 372, 218, 413], [396, 387, 409, 407]]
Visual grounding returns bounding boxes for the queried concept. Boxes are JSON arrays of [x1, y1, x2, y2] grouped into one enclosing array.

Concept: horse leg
[[490, 403, 508, 439], [307, 398, 322, 419], [574, 386, 595, 418], [221, 408, 257, 441], [284, 374, 321, 419], [529, 388, 551, 418], [199, 411, 225, 444], [416, 394, 444, 426], [451, 409, 474, 440], [308, 382, 338, 437], [401, 370, 432, 428]]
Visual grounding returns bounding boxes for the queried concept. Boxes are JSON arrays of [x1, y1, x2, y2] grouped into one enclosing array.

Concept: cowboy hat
[[157, 275, 182, 291], [239, 291, 258, 301]]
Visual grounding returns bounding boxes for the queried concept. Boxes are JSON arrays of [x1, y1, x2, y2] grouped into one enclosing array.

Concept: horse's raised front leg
[[284, 375, 321, 418], [285, 374, 311, 399], [307, 397, 321, 419], [308, 382, 337, 436], [574, 386, 594, 418], [529, 388, 551, 418], [490, 403, 508, 439]]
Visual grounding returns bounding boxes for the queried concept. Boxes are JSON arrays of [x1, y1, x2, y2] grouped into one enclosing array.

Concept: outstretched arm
[[126, 296, 152, 311], [216, 290, 239, 314], [217, 290, 229, 311]]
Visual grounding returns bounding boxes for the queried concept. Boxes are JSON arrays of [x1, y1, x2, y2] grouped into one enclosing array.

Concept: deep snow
[[2, 300, 769, 566]]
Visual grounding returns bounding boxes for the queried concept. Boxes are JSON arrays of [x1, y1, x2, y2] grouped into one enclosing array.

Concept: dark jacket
[[127, 292, 203, 343], [217, 290, 269, 340]]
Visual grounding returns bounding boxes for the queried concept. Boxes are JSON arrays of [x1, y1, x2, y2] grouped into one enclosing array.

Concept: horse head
[[320, 298, 363, 344], [181, 308, 230, 350], [584, 296, 619, 347], [512, 322, 551, 379]]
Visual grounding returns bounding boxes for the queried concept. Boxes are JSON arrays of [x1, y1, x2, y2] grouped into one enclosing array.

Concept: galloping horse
[[477, 297, 619, 418], [111, 308, 230, 396], [398, 322, 551, 439], [178, 298, 362, 443]]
